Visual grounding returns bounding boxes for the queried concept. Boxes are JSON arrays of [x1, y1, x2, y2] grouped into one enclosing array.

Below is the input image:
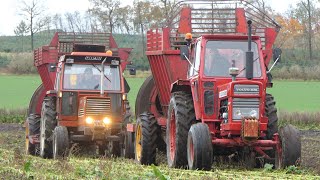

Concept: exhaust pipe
[[246, 20, 253, 80]]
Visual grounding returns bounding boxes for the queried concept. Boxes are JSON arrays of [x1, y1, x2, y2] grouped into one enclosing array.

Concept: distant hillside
[[0, 31, 149, 70]]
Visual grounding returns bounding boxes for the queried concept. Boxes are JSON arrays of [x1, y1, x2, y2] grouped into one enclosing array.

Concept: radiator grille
[[85, 98, 111, 116], [233, 98, 260, 108]]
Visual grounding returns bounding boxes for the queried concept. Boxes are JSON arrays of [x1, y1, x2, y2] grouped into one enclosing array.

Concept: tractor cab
[[53, 50, 128, 137], [182, 33, 268, 137]]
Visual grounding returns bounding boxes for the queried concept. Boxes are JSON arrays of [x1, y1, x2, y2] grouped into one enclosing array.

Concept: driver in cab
[[79, 67, 99, 89], [204, 48, 231, 76]]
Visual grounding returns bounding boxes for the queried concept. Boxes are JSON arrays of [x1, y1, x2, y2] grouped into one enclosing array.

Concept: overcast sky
[[0, 0, 301, 36]]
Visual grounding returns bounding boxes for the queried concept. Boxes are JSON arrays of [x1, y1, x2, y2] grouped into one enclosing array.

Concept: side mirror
[[180, 46, 189, 60], [273, 48, 282, 63], [129, 68, 136, 75]]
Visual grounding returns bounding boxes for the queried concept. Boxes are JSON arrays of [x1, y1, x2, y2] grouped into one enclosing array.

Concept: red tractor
[[129, 0, 301, 169], [25, 32, 135, 159]]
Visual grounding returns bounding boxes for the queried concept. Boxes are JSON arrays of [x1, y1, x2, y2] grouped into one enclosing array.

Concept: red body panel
[[146, 51, 188, 116]]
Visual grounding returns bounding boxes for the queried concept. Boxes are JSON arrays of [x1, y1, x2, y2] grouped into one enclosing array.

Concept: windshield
[[63, 64, 121, 91], [204, 41, 261, 77]]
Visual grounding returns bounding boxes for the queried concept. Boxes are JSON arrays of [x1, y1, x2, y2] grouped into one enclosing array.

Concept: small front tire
[[187, 123, 213, 170], [53, 126, 69, 159], [275, 125, 301, 169]]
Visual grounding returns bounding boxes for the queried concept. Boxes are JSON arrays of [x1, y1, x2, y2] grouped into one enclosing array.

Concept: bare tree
[[19, 0, 47, 50], [295, 0, 317, 61], [89, 0, 120, 33], [301, 0, 313, 60], [115, 6, 133, 34], [52, 13, 65, 32], [65, 12, 76, 32]]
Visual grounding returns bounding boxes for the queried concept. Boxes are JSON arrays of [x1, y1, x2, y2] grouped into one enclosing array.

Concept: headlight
[[122, 94, 127, 101], [103, 117, 111, 125], [85, 117, 94, 124], [232, 108, 259, 120], [249, 110, 258, 118]]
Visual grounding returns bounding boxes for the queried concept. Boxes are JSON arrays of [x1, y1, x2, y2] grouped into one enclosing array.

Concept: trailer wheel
[[265, 94, 278, 139], [167, 92, 195, 168], [53, 126, 69, 159], [39, 97, 57, 158], [135, 76, 163, 118], [187, 123, 213, 170], [275, 125, 301, 169], [26, 114, 40, 155], [135, 76, 154, 116], [135, 112, 159, 165]]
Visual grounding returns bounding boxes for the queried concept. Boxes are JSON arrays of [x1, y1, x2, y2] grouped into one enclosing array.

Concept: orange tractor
[[129, 0, 301, 169], [25, 32, 135, 158]]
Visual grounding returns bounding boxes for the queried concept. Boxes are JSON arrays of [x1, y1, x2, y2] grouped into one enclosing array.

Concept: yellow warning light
[[185, 33, 192, 40], [106, 50, 113, 57]]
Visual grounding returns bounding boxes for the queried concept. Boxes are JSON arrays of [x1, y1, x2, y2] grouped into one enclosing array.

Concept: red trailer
[[25, 32, 135, 159], [130, 0, 301, 169]]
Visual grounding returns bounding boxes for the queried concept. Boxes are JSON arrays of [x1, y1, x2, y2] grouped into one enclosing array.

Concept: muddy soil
[[0, 123, 319, 173]]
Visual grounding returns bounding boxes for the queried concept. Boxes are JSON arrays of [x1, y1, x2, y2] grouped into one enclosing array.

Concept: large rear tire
[[53, 126, 69, 159], [275, 125, 301, 169], [26, 114, 40, 155], [124, 131, 135, 159], [135, 112, 159, 165], [122, 101, 135, 158], [264, 94, 279, 166], [187, 123, 213, 170], [167, 92, 195, 168], [265, 94, 278, 139], [40, 97, 57, 159]]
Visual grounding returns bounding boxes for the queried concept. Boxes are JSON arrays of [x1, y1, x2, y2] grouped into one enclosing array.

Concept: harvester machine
[[129, 0, 301, 169], [25, 32, 136, 159]]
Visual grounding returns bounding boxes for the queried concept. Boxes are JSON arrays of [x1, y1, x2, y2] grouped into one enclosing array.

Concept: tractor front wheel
[[39, 97, 57, 158], [53, 126, 69, 159], [187, 123, 213, 170], [167, 92, 195, 168], [26, 114, 40, 155], [135, 112, 159, 165], [275, 124, 301, 169]]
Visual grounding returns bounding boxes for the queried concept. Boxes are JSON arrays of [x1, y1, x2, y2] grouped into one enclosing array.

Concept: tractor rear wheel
[[53, 126, 69, 159], [187, 123, 213, 170], [167, 92, 195, 168], [121, 101, 135, 158], [39, 97, 57, 158], [124, 131, 135, 159], [265, 94, 278, 139], [264, 94, 279, 165], [275, 125, 301, 169], [26, 114, 40, 155], [135, 112, 159, 165]]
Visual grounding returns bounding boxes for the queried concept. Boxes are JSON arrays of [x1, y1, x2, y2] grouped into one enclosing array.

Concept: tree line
[[11, 0, 320, 67]]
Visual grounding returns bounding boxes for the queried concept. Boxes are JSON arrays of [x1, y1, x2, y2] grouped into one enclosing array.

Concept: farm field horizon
[[0, 75, 320, 113]]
